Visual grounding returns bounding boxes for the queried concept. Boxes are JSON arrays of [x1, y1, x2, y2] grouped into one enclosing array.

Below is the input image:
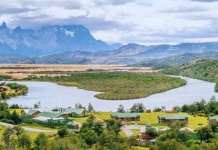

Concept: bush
[[1, 118, 15, 124]]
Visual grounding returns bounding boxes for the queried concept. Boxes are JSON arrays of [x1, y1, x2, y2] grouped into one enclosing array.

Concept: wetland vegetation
[[23, 73, 186, 100]]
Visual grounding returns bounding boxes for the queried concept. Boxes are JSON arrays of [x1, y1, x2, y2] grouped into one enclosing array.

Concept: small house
[[208, 116, 218, 124], [53, 107, 87, 117], [158, 114, 189, 124], [33, 111, 68, 124], [0, 86, 8, 92], [21, 109, 41, 119], [110, 113, 141, 121]]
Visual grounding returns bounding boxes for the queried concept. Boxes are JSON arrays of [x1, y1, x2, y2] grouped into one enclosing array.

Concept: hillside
[[133, 51, 218, 69], [162, 59, 218, 91], [0, 54, 90, 64]]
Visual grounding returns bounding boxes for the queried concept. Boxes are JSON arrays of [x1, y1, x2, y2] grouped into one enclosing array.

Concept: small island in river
[[0, 82, 28, 100]]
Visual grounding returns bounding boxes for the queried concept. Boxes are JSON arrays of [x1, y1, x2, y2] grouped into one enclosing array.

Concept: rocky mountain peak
[[0, 22, 8, 30]]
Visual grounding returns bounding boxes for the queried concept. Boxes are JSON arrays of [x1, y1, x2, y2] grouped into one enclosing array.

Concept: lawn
[[72, 117, 88, 124], [131, 146, 150, 150], [187, 115, 208, 130], [94, 112, 112, 120], [0, 125, 6, 136], [135, 112, 166, 125], [21, 122, 59, 130]]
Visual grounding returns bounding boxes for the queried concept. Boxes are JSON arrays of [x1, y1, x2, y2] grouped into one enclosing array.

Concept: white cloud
[[1, 0, 218, 45]]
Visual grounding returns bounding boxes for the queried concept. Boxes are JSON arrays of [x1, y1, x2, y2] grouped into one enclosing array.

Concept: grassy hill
[[133, 51, 218, 69], [162, 59, 218, 91]]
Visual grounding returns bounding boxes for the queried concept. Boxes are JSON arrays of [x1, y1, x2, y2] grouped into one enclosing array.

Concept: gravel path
[[121, 125, 146, 136]]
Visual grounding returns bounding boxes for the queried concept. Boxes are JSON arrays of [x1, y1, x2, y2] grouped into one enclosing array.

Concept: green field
[[187, 115, 208, 129], [0, 125, 7, 136]]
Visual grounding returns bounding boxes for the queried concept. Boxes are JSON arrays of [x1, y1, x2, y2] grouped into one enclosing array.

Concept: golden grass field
[[0, 64, 153, 79]]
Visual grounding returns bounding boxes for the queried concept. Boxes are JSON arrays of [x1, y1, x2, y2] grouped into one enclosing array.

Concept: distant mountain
[[0, 54, 90, 64], [1, 22, 218, 64], [0, 22, 116, 55], [133, 51, 218, 69]]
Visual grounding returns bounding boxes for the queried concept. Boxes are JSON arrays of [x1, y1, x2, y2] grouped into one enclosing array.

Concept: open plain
[[0, 64, 153, 79]]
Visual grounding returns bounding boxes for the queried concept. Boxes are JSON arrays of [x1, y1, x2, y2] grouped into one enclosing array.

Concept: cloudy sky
[[1, 0, 218, 45]]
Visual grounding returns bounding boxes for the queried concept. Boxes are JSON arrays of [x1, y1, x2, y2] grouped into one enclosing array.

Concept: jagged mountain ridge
[[0, 22, 119, 55]]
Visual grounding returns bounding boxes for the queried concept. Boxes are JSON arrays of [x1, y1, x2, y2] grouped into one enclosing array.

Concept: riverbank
[[6, 77, 218, 111]]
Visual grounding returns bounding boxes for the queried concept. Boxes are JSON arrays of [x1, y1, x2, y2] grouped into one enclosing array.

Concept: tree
[[34, 101, 41, 109], [9, 110, 21, 124], [88, 103, 95, 112], [105, 119, 123, 137], [18, 134, 32, 150], [127, 136, 137, 148], [182, 104, 190, 112], [173, 105, 181, 112], [34, 133, 49, 150], [205, 105, 212, 114], [210, 120, 218, 135], [117, 104, 125, 113], [75, 102, 83, 109], [57, 127, 69, 138], [13, 125, 24, 140], [196, 126, 214, 144], [130, 103, 145, 113], [93, 121, 104, 136], [1, 92, 6, 100], [153, 107, 162, 112], [161, 106, 166, 112], [2, 127, 15, 145], [145, 127, 159, 138]]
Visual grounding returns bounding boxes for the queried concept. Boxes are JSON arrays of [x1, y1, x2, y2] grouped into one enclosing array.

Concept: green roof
[[53, 108, 85, 115], [38, 112, 62, 118], [22, 109, 39, 115], [158, 114, 189, 120], [110, 113, 141, 118], [208, 116, 218, 121], [27, 109, 39, 115]]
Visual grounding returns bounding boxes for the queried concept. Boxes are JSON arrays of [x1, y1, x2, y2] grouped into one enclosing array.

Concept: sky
[[1, 0, 218, 45]]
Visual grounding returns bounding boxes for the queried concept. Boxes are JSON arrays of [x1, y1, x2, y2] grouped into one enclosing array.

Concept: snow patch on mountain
[[64, 29, 74, 37]]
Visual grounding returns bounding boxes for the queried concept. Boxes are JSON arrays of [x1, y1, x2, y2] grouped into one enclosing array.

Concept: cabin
[[0, 86, 8, 92], [33, 111, 68, 124], [208, 116, 218, 124], [110, 113, 141, 121], [21, 107, 87, 120], [158, 114, 189, 124], [53, 107, 87, 117], [21, 109, 41, 120]]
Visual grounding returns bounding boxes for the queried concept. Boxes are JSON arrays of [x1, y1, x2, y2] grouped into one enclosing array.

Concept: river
[[5, 77, 218, 111]]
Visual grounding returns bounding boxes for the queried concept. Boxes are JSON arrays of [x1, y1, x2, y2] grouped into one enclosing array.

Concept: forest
[[23, 73, 186, 100], [162, 59, 218, 92]]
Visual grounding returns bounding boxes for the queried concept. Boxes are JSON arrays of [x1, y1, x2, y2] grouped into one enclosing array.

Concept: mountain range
[[1, 22, 218, 64], [0, 22, 122, 55]]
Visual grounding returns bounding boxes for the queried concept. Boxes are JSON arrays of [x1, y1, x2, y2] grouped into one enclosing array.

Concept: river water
[[5, 77, 218, 111]]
